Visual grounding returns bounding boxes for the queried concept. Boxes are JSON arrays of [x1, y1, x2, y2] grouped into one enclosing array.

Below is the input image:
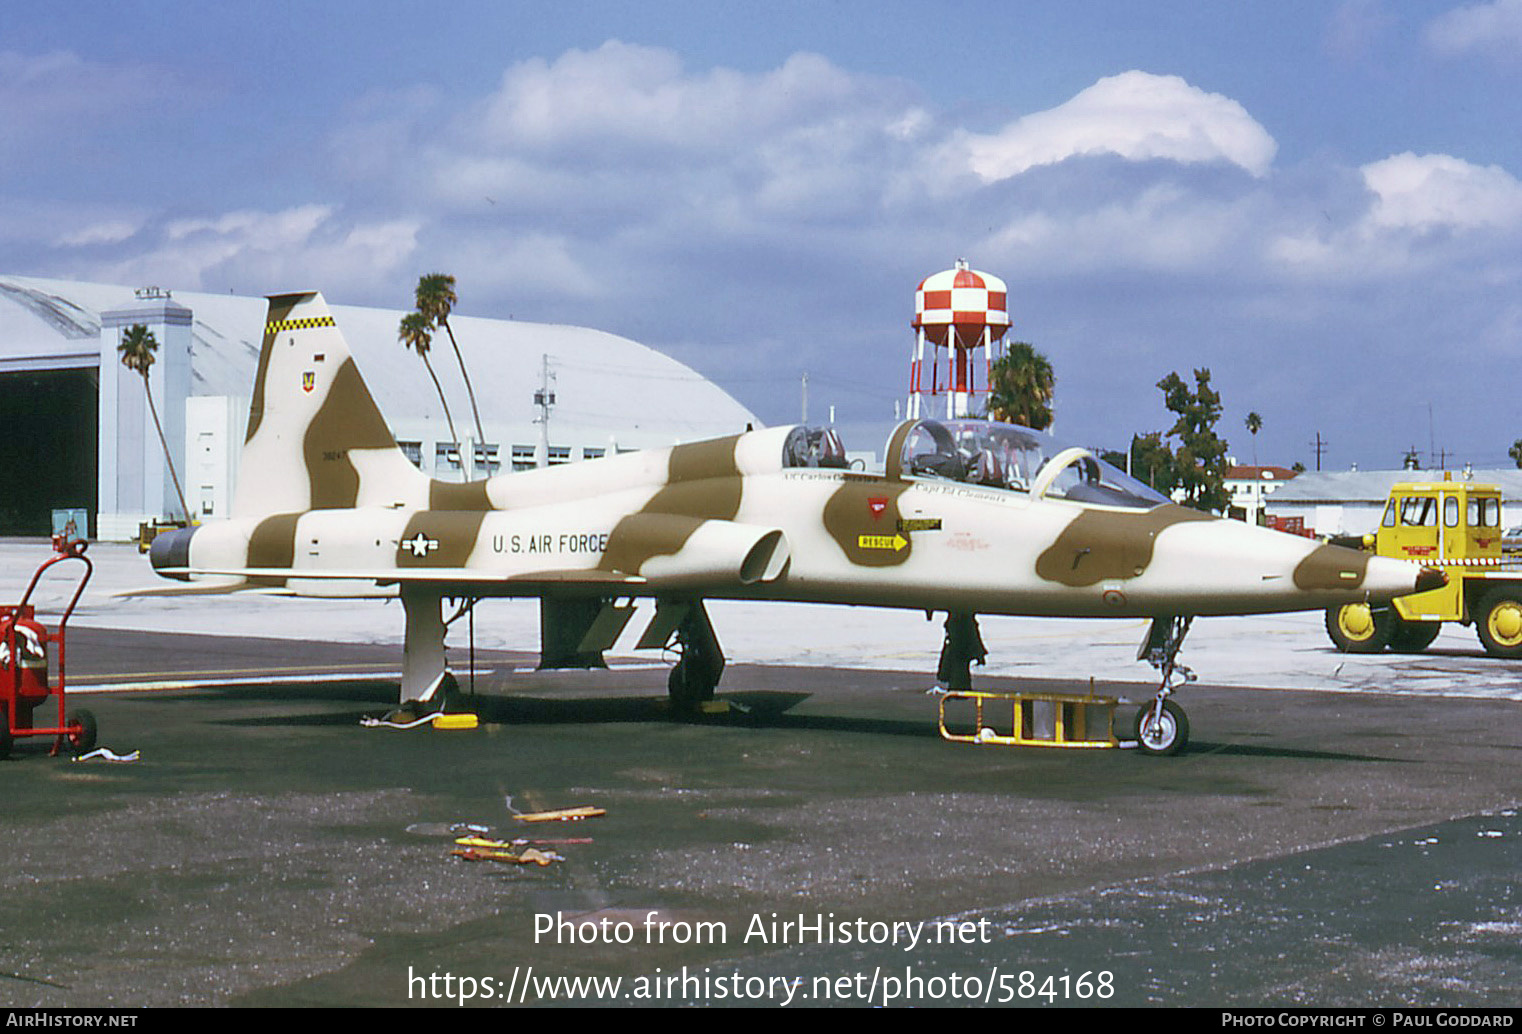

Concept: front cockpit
[[781, 417, 1168, 511], [782, 425, 851, 469]]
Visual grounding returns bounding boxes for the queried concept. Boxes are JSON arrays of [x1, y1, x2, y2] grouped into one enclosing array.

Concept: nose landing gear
[[1135, 615, 1194, 756]]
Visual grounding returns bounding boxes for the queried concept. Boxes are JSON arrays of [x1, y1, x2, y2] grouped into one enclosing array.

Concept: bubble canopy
[[780, 418, 1167, 512], [892, 419, 1168, 508]]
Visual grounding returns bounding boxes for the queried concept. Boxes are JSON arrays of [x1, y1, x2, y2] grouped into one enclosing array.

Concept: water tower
[[908, 259, 1011, 419]]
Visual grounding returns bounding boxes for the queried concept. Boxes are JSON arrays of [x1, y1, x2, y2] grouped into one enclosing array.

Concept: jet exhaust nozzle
[[149, 525, 198, 581]]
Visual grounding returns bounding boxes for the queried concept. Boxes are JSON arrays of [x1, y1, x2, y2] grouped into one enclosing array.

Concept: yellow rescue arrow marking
[[858, 533, 908, 552]]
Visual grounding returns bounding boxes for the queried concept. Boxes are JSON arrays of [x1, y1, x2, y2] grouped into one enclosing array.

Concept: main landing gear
[[937, 611, 988, 692], [1134, 615, 1194, 757], [660, 600, 726, 716]]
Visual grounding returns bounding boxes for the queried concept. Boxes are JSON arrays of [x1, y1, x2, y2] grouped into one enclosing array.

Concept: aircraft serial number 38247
[[149, 292, 1438, 756]]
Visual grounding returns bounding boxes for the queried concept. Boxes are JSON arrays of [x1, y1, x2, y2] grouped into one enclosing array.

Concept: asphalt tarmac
[[1, 625, 1519, 1008]]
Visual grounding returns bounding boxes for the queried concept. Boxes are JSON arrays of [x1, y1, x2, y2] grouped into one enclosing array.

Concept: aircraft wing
[[146, 565, 648, 589]]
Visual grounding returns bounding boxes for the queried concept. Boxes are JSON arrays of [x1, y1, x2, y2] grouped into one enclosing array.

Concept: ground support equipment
[[937, 687, 1125, 749], [0, 536, 95, 759]]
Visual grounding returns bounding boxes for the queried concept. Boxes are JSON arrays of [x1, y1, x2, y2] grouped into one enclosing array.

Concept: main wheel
[[1325, 604, 1395, 653], [667, 659, 715, 715], [1476, 591, 1522, 659], [66, 709, 97, 754], [1135, 700, 1189, 757], [1389, 618, 1441, 654], [0, 719, 11, 760]]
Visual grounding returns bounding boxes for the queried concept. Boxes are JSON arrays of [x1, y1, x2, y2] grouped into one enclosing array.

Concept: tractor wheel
[[66, 709, 97, 754], [1389, 618, 1442, 654], [1325, 604, 1394, 653], [1476, 591, 1522, 659], [0, 719, 10, 760]]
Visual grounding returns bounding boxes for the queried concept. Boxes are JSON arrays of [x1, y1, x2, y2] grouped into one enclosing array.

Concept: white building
[[0, 275, 757, 539], [1223, 462, 1297, 525], [1264, 468, 1522, 537]]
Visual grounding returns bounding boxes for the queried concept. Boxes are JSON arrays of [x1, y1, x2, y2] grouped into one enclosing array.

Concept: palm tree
[[398, 311, 461, 475], [985, 341, 1055, 430], [415, 273, 485, 450], [1245, 411, 1263, 465], [118, 324, 190, 522]]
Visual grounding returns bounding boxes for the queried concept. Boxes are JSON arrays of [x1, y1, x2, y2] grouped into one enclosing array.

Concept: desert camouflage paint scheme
[[151, 293, 1433, 710]]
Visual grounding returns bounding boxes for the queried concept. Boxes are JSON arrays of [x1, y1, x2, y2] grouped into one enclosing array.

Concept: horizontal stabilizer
[[116, 580, 285, 598]]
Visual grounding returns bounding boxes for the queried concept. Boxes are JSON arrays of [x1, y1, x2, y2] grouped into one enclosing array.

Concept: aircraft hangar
[[0, 274, 757, 538]]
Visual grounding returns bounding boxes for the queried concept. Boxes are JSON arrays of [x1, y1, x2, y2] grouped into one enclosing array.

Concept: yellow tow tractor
[[1326, 475, 1522, 656]]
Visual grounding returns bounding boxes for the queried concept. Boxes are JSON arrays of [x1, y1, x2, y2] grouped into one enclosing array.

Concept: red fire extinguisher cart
[[1, 535, 95, 759]]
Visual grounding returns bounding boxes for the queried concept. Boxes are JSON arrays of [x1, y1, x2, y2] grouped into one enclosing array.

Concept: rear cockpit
[[780, 418, 1168, 510]]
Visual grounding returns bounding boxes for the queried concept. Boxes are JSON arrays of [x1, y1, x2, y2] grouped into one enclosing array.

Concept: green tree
[[415, 273, 485, 449], [118, 324, 190, 522], [985, 341, 1055, 430], [1129, 431, 1178, 496], [1510, 439, 1522, 469], [1244, 411, 1262, 465], [1156, 368, 1230, 512], [398, 311, 461, 472]]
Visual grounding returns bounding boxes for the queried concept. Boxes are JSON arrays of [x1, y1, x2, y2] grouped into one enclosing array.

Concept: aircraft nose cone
[[1359, 553, 1437, 601], [1289, 542, 1431, 603], [1414, 566, 1447, 594]]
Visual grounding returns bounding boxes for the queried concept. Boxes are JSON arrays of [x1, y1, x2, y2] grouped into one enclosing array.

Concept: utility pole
[[1310, 432, 1328, 472], [801, 372, 808, 425], [534, 353, 556, 469], [1429, 403, 1436, 471]]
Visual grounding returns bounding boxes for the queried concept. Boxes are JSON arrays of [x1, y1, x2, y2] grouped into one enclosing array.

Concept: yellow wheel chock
[[938, 688, 1125, 749]]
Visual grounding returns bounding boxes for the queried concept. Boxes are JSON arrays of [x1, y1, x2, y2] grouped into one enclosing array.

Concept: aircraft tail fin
[[232, 292, 426, 518]]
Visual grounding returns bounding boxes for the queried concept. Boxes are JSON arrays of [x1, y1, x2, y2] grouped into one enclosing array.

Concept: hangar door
[[0, 368, 98, 535]]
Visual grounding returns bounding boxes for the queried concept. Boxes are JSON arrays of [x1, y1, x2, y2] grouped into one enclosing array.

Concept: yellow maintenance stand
[[938, 685, 1127, 749], [1326, 474, 1522, 657]]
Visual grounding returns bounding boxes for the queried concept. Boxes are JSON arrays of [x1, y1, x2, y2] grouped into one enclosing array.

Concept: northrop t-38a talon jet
[[148, 292, 1441, 755]]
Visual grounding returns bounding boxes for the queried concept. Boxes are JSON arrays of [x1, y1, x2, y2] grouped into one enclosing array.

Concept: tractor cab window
[[1399, 496, 1437, 527], [896, 419, 1167, 510], [783, 426, 849, 469], [1469, 496, 1501, 528]]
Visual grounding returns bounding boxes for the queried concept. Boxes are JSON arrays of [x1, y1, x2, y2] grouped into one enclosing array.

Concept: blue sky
[[5, 1, 1522, 471]]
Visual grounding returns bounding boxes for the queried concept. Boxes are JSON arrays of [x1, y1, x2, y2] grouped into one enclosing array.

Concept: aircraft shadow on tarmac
[[163, 682, 1407, 762], [1181, 741, 1410, 764], [200, 687, 936, 739]]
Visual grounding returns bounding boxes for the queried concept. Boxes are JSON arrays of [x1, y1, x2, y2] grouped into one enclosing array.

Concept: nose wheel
[[1135, 615, 1194, 757], [1135, 698, 1189, 756]]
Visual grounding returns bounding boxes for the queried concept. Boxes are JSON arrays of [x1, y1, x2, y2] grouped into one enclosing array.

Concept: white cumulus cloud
[[1426, 0, 1522, 60], [948, 71, 1278, 183], [93, 205, 420, 297], [472, 42, 878, 156], [1362, 152, 1522, 231]]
